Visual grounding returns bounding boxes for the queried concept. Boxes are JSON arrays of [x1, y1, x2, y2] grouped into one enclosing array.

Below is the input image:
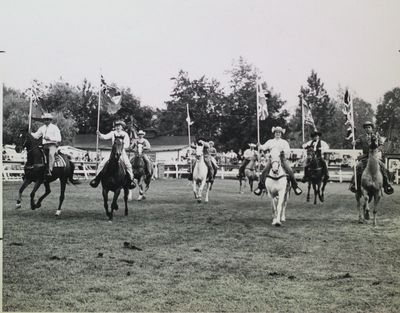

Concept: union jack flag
[[342, 89, 355, 140], [257, 83, 269, 121]]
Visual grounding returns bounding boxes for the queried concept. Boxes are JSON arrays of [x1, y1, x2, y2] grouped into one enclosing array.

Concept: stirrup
[[384, 185, 394, 195], [293, 186, 302, 196], [253, 188, 263, 196]]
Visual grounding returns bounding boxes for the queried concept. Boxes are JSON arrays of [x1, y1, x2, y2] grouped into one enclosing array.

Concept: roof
[[72, 134, 195, 152]]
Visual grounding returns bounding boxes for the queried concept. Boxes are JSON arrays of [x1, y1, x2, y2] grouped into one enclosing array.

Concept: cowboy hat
[[138, 130, 146, 136], [311, 130, 322, 137], [248, 143, 257, 148], [271, 126, 286, 134], [41, 113, 54, 120], [114, 120, 126, 127], [363, 121, 374, 128], [209, 140, 214, 145]]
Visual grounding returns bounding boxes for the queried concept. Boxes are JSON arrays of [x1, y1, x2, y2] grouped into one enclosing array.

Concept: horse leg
[[192, 181, 198, 200], [102, 188, 110, 220], [198, 179, 207, 203], [30, 180, 43, 210], [16, 179, 32, 209], [123, 187, 129, 216], [35, 181, 51, 210], [356, 193, 364, 223], [274, 191, 285, 226], [239, 177, 243, 194], [205, 182, 211, 203], [249, 178, 254, 192], [372, 193, 380, 227], [271, 196, 279, 226], [307, 182, 311, 202], [312, 183, 319, 205], [138, 178, 144, 201], [55, 179, 67, 216], [111, 188, 121, 218], [320, 179, 328, 202]]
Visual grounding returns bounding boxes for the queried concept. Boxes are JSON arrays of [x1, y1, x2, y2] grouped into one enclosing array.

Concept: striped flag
[[100, 75, 122, 114], [342, 89, 355, 140], [26, 80, 45, 120], [257, 83, 269, 121], [301, 96, 316, 129]]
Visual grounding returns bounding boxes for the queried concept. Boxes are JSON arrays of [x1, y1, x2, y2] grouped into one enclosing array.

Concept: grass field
[[2, 179, 400, 312]]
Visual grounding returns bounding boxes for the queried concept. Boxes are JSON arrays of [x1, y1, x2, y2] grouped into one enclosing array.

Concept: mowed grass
[[2, 179, 400, 312]]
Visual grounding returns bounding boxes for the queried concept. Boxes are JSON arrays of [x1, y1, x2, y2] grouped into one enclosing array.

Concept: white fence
[[3, 161, 399, 184]]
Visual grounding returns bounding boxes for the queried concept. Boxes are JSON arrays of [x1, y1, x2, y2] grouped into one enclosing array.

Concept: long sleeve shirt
[[355, 133, 384, 158], [100, 130, 130, 149], [132, 138, 151, 151], [302, 139, 329, 157], [259, 138, 291, 159], [31, 123, 62, 145], [243, 148, 258, 160]]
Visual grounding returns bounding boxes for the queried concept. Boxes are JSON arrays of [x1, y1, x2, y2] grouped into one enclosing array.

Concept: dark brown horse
[[100, 137, 131, 221], [238, 155, 258, 193], [304, 147, 328, 204], [14, 129, 80, 216], [130, 143, 153, 201]]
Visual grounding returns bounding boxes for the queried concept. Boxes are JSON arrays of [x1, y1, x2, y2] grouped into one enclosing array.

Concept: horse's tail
[[68, 160, 81, 185]]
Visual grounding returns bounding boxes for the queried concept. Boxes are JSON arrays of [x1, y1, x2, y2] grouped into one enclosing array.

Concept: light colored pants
[[44, 143, 57, 172], [97, 150, 133, 180], [210, 156, 219, 169]]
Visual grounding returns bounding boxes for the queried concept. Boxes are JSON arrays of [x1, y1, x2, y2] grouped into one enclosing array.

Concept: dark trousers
[[258, 158, 298, 189]]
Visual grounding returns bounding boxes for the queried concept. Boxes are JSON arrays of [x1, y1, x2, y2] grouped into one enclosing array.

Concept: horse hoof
[[365, 211, 370, 220], [275, 223, 281, 227], [35, 203, 41, 209], [55, 210, 61, 216], [15, 203, 21, 209], [197, 199, 202, 203]]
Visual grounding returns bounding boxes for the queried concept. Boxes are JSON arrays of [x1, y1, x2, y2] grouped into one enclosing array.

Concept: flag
[[26, 80, 45, 120], [186, 103, 194, 126], [257, 83, 269, 120], [100, 75, 122, 114], [301, 96, 316, 128], [342, 89, 355, 140]]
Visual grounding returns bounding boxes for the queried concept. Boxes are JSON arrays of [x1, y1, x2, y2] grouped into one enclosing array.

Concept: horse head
[[269, 147, 283, 175], [195, 144, 204, 161], [111, 137, 124, 161], [306, 146, 319, 167], [15, 128, 41, 154]]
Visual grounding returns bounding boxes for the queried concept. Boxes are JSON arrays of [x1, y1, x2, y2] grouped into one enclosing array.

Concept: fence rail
[[2, 161, 399, 184]]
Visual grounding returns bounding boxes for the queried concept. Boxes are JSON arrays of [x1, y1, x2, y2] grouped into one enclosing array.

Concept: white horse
[[264, 147, 291, 226], [192, 144, 211, 203]]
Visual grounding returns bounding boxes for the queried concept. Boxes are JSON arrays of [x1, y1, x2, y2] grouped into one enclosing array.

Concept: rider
[[31, 113, 62, 177], [208, 141, 219, 171], [188, 139, 217, 182], [90, 120, 136, 189], [301, 130, 330, 182], [237, 143, 258, 179], [131, 130, 152, 176], [349, 121, 394, 195], [253, 126, 303, 196]]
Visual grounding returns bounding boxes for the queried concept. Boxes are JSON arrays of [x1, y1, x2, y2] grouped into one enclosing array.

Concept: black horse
[[130, 143, 153, 201], [304, 147, 329, 204], [100, 137, 131, 221], [15, 129, 80, 216]]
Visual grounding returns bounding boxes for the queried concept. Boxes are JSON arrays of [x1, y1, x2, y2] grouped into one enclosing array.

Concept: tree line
[[3, 57, 400, 153]]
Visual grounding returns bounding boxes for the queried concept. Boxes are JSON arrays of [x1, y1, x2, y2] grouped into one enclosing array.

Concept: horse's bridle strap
[[266, 174, 288, 180]]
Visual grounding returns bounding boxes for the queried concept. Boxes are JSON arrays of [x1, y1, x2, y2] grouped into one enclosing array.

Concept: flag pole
[[187, 103, 192, 173], [350, 91, 357, 191], [96, 74, 101, 165], [256, 83, 261, 176], [300, 95, 305, 143], [28, 91, 33, 133]]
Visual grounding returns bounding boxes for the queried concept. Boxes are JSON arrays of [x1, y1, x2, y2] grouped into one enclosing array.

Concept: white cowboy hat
[[41, 113, 54, 120], [272, 126, 286, 134], [248, 143, 257, 148], [114, 120, 126, 127], [138, 130, 146, 136]]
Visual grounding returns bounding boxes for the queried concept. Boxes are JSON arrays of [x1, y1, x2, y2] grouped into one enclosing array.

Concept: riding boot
[[90, 174, 102, 188], [290, 176, 303, 195], [382, 170, 394, 195]]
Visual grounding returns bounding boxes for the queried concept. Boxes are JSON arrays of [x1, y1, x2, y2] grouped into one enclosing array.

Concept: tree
[[289, 71, 336, 147], [376, 87, 400, 153], [221, 57, 290, 151], [158, 70, 226, 144]]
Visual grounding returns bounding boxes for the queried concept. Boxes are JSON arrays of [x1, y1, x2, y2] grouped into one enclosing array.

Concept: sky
[[1, 0, 399, 114]]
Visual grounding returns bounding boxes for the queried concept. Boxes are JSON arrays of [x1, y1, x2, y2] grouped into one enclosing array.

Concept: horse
[[264, 147, 291, 226], [100, 137, 130, 221], [356, 134, 383, 226], [304, 147, 328, 204], [14, 129, 80, 216], [192, 144, 212, 203], [129, 143, 153, 201], [238, 156, 258, 193]]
